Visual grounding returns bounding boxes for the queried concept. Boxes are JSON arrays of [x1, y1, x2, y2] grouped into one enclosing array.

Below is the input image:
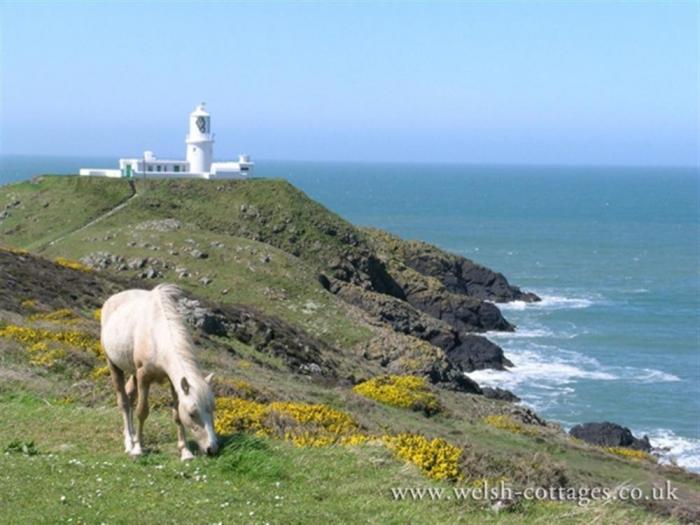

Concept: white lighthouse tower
[[186, 103, 214, 174], [80, 102, 253, 179]]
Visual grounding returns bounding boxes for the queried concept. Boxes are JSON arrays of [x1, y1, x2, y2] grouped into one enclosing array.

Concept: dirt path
[[46, 179, 137, 248]]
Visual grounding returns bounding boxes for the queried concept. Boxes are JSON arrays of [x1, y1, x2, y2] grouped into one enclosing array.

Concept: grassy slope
[[2, 394, 672, 525], [0, 176, 133, 250], [1, 177, 699, 523], [1, 176, 373, 350]]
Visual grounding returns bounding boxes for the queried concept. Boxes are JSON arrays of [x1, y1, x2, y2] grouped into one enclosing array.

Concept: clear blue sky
[[0, 1, 697, 165]]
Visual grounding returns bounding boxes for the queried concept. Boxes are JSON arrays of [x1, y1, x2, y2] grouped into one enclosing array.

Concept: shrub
[[605, 447, 655, 462], [214, 397, 359, 444], [0, 324, 102, 359], [91, 365, 110, 380], [28, 308, 79, 323], [353, 375, 441, 415], [20, 299, 37, 310], [383, 433, 463, 481], [54, 257, 91, 272], [484, 415, 538, 436], [214, 396, 464, 481], [93, 309, 102, 322], [2, 246, 29, 256]]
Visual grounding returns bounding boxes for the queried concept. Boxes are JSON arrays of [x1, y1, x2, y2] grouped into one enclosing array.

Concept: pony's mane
[[152, 284, 210, 402]]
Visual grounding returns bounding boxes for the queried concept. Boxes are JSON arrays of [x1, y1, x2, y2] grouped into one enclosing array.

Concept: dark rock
[[446, 334, 513, 372], [482, 387, 520, 402], [176, 298, 227, 336], [142, 267, 160, 279], [127, 257, 147, 270], [81, 251, 125, 270], [569, 422, 651, 451], [400, 240, 540, 303]]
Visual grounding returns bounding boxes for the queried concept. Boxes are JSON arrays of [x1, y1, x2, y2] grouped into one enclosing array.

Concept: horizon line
[[0, 153, 697, 171]]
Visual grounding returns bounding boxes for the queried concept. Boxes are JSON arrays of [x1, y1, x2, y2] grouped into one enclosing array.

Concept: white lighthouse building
[[80, 103, 253, 179], [186, 103, 214, 174]]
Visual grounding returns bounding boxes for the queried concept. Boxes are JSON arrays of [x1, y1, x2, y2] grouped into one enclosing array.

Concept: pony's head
[[178, 373, 218, 455]]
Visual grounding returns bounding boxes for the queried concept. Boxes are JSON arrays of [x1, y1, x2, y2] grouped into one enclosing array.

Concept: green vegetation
[[1, 176, 699, 523], [0, 394, 683, 524]]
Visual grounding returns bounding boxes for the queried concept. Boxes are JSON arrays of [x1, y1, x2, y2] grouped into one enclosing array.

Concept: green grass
[[0, 176, 133, 250], [0, 394, 679, 525]]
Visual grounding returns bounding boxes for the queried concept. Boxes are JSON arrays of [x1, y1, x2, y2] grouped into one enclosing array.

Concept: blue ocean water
[[2, 156, 699, 470]]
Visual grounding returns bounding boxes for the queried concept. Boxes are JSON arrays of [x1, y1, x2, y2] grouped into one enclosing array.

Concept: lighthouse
[[79, 103, 253, 179], [186, 103, 214, 174]]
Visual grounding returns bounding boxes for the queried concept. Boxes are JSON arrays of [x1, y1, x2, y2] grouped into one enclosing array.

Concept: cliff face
[[0, 176, 536, 386]]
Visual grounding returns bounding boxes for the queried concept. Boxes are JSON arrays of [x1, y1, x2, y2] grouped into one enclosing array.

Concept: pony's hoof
[[129, 445, 143, 457], [180, 448, 194, 461]]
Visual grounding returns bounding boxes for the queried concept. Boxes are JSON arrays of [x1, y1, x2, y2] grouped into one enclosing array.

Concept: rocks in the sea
[[445, 334, 513, 372], [569, 422, 651, 451]]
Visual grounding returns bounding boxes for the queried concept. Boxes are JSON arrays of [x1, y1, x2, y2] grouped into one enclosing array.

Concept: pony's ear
[[181, 377, 190, 395], [204, 372, 214, 384]]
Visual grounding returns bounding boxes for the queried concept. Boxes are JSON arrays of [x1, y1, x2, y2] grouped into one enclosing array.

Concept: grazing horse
[[101, 284, 218, 460]]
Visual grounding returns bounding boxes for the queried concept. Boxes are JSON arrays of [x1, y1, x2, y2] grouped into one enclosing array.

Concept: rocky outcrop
[[353, 331, 482, 395], [334, 282, 513, 372], [482, 387, 520, 402], [569, 422, 651, 452], [445, 335, 513, 372], [396, 239, 540, 303]]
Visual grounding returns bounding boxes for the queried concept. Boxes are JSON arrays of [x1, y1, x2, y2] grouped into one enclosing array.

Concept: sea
[[1, 155, 699, 471]]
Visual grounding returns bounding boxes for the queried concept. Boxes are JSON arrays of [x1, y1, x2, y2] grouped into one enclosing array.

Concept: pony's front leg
[[131, 370, 151, 457], [108, 361, 136, 454], [170, 383, 194, 461]]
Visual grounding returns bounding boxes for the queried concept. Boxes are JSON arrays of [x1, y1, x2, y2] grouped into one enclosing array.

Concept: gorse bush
[[383, 433, 463, 481], [215, 397, 360, 445], [28, 308, 79, 323], [483, 415, 538, 436], [215, 395, 464, 481], [0, 324, 102, 366], [54, 257, 91, 272], [605, 447, 655, 462], [353, 375, 441, 415]]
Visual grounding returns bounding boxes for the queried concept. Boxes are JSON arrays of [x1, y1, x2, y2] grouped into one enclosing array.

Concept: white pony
[[101, 284, 218, 460]]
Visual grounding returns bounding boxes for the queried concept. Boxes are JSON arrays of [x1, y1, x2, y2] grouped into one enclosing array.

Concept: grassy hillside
[[1, 176, 699, 523]]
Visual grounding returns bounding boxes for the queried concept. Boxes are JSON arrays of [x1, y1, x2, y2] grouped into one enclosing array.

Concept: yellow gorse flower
[[383, 433, 463, 481], [0, 324, 102, 359], [353, 375, 441, 414], [54, 257, 91, 272], [483, 415, 539, 436], [214, 395, 464, 481], [605, 447, 655, 462]]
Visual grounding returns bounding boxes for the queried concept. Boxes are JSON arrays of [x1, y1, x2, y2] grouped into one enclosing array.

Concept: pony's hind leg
[[108, 360, 136, 455], [132, 369, 151, 457]]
